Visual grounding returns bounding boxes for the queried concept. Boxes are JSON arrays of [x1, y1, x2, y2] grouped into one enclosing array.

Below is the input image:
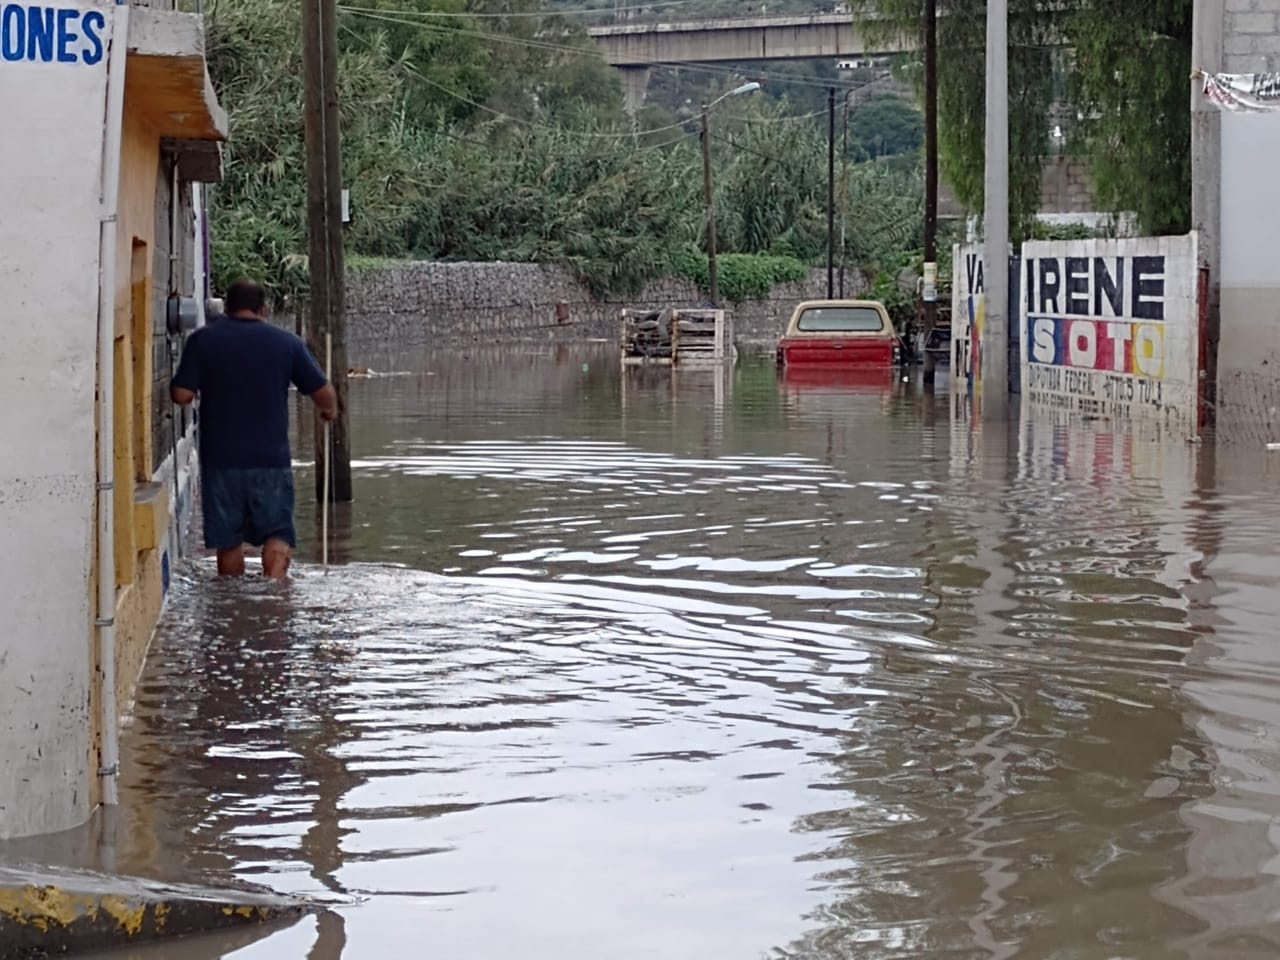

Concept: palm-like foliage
[[206, 0, 927, 302]]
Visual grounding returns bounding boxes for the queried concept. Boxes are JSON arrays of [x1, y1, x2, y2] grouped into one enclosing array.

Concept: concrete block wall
[[1224, 0, 1280, 72], [1039, 156, 1098, 215], [341, 262, 854, 360]]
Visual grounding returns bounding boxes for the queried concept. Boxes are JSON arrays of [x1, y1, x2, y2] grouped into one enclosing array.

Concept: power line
[[341, 6, 895, 94], [709, 132, 787, 164], [742, 107, 828, 125], [338, 7, 904, 145], [339, 20, 699, 146]]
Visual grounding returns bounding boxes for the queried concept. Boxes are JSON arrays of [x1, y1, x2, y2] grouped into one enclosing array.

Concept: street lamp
[[700, 81, 761, 308], [832, 74, 896, 299]]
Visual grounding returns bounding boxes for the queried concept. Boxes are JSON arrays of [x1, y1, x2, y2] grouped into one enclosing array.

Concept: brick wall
[[1039, 156, 1097, 215], [1225, 0, 1280, 73]]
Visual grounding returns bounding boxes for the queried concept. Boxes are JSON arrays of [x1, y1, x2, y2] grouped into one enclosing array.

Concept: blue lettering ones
[[27, 6, 51, 61], [0, 5, 23, 61], [0, 4, 107, 65], [56, 7, 76, 62], [81, 9, 102, 64]]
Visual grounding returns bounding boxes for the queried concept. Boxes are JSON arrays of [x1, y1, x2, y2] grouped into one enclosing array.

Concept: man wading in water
[[171, 279, 338, 580]]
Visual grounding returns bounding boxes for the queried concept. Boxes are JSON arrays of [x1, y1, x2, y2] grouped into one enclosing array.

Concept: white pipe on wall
[[194, 182, 208, 325], [167, 157, 184, 563], [96, 0, 131, 809]]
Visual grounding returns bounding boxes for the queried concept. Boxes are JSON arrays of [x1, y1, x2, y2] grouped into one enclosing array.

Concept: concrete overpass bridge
[[586, 13, 910, 111], [586, 13, 1096, 221]]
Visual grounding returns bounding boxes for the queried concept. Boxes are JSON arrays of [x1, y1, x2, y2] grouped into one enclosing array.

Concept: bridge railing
[[586, 3, 854, 28]]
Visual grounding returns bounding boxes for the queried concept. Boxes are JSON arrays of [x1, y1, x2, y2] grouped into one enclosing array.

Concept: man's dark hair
[[225, 278, 268, 316]]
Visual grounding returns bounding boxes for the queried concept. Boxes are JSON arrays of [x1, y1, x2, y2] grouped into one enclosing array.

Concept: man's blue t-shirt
[[171, 318, 328, 470]]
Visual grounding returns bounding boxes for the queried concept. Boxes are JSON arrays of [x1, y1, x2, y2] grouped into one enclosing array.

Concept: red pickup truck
[[776, 300, 902, 368]]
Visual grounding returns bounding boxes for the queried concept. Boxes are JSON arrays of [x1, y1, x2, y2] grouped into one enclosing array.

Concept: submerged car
[[776, 300, 902, 368], [780, 364, 896, 393]]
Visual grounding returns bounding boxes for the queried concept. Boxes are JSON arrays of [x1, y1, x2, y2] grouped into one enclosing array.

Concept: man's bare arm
[[311, 383, 338, 422], [171, 386, 196, 406]]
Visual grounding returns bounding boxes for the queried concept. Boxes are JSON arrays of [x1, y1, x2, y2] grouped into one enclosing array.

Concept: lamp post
[[833, 74, 896, 300], [701, 81, 761, 308]]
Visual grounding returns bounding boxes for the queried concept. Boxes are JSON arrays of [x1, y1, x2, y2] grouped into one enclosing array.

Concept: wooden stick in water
[[323, 332, 332, 570]]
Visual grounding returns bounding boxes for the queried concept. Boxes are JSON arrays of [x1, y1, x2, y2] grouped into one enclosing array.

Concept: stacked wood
[[621, 308, 674, 363], [673, 309, 733, 366], [620, 308, 734, 366]]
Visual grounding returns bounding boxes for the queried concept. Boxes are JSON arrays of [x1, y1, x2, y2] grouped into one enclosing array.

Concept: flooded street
[[79, 345, 1280, 957]]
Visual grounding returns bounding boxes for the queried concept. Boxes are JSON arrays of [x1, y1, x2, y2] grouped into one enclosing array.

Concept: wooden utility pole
[[827, 87, 836, 299], [302, 0, 352, 502], [922, 0, 939, 387], [839, 92, 850, 298]]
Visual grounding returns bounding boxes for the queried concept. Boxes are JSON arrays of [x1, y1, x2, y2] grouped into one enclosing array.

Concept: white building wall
[[0, 0, 118, 837], [1211, 0, 1280, 438], [1216, 111, 1280, 434]]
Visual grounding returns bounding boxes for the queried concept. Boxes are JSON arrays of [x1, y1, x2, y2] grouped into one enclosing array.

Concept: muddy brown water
[[51, 346, 1280, 956]]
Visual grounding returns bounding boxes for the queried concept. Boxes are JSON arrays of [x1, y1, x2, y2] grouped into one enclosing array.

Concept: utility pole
[[981, 0, 1010, 419], [303, 0, 352, 502], [839, 91, 850, 298], [922, 0, 939, 387], [827, 87, 836, 299], [700, 105, 721, 308]]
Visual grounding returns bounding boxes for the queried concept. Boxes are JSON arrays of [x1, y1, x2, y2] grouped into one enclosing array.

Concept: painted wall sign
[[1021, 236, 1200, 426], [0, 4, 107, 64], [950, 243, 984, 393]]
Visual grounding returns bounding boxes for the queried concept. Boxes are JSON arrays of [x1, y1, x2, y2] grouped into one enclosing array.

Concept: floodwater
[[65, 345, 1280, 956]]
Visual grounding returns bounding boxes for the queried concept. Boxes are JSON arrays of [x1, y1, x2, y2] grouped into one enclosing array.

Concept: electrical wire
[[709, 132, 788, 164], [341, 22, 692, 138], [741, 107, 828, 125], [339, 8, 904, 147], [340, 20, 700, 148], [341, 6, 896, 94]]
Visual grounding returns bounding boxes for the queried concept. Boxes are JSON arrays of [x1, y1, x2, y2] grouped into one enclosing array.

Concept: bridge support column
[[619, 65, 651, 115]]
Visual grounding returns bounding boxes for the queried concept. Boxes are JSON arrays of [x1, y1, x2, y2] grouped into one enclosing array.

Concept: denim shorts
[[201, 468, 297, 550]]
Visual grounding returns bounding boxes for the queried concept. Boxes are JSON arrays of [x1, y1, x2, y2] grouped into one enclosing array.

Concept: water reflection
[[70, 346, 1280, 957]]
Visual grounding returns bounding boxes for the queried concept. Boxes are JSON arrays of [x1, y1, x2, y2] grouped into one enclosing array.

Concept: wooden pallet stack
[[621, 308, 733, 367], [620, 308, 674, 363], [672, 309, 731, 367]]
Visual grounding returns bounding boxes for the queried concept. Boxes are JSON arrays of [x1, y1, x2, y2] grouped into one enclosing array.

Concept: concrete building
[[1194, 0, 1280, 435], [0, 0, 225, 838]]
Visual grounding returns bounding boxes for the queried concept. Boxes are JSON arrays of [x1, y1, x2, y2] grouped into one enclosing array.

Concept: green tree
[[848, 94, 923, 161], [463, 0, 624, 126], [335, 0, 494, 124], [1065, 0, 1192, 234], [852, 0, 1056, 243], [851, 0, 1192, 238], [204, 0, 928, 301]]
